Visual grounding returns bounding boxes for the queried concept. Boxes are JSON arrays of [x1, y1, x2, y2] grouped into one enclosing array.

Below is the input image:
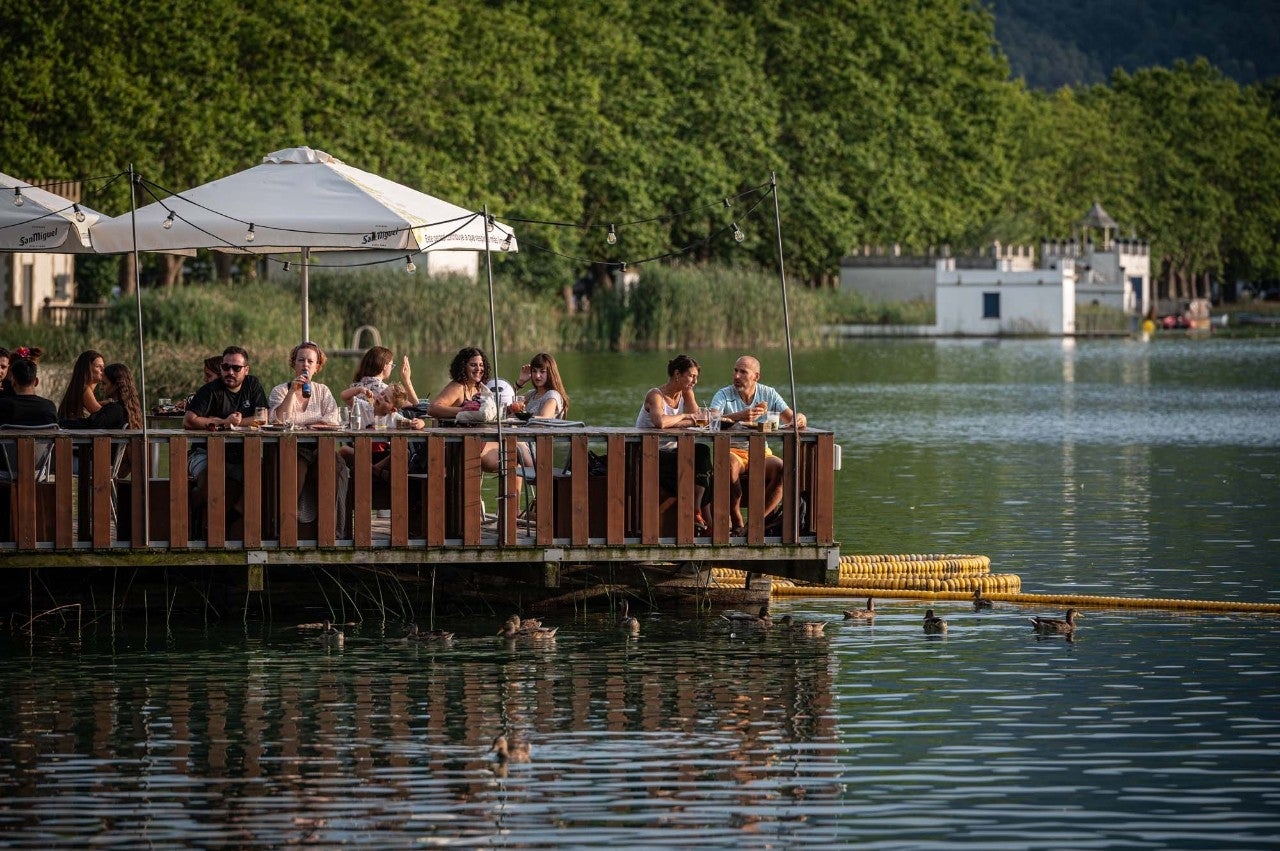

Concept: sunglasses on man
[[220, 363, 246, 373]]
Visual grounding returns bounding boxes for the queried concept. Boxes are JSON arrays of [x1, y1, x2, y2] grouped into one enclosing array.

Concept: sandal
[[730, 524, 746, 537], [694, 512, 710, 536]]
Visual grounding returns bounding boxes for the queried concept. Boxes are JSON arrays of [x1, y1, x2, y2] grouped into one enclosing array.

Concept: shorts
[[729, 445, 773, 467], [187, 450, 245, 482]]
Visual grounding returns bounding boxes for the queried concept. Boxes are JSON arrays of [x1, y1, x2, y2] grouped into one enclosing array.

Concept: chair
[[0, 423, 59, 542]]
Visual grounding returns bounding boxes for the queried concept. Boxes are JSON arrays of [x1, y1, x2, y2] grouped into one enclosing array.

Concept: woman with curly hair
[[428, 346, 505, 474], [57, 349, 105, 421]]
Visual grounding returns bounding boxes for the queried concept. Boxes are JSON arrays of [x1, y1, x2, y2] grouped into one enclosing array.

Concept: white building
[[935, 255, 1076, 336]]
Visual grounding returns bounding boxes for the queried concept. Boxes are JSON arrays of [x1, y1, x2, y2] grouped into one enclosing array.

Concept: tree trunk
[[161, 255, 184, 288], [214, 254, 234, 283], [118, 253, 136, 295]]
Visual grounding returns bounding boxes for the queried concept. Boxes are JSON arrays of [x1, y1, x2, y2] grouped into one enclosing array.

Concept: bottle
[[301, 370, 312, 399]]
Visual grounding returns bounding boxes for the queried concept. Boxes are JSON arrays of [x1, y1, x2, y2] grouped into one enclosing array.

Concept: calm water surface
[[2, 337, 1279, 849]]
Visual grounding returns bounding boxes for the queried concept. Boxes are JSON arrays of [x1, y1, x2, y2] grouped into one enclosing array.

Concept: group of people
[[0, 345, 144, 432], [2, 338, 805, 537]]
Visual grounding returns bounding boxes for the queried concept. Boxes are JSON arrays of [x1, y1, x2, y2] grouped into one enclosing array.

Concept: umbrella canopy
[[91, 146, 518, 338], [0, 172, 103, 253]]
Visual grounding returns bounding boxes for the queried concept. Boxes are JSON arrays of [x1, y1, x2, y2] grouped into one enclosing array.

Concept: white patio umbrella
[[0, 172, 104, 253], [91, 146, 519, 340]]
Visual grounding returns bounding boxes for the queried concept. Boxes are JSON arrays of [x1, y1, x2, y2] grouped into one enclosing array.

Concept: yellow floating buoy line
[[711, 554, 1280, 614]]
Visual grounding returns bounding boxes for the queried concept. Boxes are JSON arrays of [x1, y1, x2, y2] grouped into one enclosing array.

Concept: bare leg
[[761, 456, 785, 518]]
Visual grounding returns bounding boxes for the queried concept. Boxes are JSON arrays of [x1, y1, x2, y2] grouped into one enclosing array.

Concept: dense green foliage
[[2, 0, 1278, 310], [993, 0, 1280, 90]]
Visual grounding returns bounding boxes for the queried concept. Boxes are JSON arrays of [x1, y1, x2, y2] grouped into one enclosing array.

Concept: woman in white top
[[268, 342, 346, 527], [510, 352, 570, 419], [636, 354, 713, 533], [340, 345, 419, 408]]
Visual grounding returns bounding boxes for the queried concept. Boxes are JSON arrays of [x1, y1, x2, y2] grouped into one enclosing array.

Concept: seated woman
[[59, 363, 142, 430], [359, 383, 426, 483], [267, 342, 347, 529], [427, 347, 505, 474], [340, 345, 419, 409], [635, 354, 713, 534], [509, 352, 570, 419], [57, 349, 105, 423]]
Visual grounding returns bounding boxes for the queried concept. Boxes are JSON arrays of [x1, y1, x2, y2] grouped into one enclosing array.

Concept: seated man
[[708, 355, 807, 533], [0, 356, 57, 428], [183, 345, 268, 523]]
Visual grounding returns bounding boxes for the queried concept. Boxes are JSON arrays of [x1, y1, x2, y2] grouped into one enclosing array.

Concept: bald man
[[708, 356, 806, 533]]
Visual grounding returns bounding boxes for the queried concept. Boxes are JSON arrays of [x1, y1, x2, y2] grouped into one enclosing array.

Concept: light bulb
[[245, 223, 256, 242], [73, 204, 85, 223], [620, 262, 627, 273], [13, 187, 23, 207], [723, 198, 732, 209], [283, 261, 292, 273], [405, 256, 417, 273], [486, 214, 495, 233], [501, 234, 513, 251], [162, 211, 175, 229], [606, 224, 617, 245], [732, 222, 745, 243]]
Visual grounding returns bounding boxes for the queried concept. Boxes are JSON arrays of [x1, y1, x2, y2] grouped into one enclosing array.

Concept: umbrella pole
[[770, 171, 799, 541], [128, 164, 152, 542], [301, 247, 310, 342], [482, 205, 509, 542]]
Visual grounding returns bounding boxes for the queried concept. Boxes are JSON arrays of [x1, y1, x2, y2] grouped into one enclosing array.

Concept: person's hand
[[794, 412, 807, 430], [410, 418, 425, 430], [399, 356, 412, 383], [228, 411, 243, 427]]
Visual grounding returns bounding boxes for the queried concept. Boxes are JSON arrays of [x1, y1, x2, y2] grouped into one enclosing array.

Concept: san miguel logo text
[[19, 228, 61, 247]]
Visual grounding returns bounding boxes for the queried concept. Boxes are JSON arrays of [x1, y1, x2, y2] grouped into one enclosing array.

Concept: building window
[[982, 292, 1000, 318]]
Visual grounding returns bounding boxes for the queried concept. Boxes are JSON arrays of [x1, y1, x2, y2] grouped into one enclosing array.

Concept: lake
[[2, 336, 1278, 849]]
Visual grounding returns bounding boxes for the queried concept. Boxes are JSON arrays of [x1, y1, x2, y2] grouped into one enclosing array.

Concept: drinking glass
[[765, 411, 781, 431], [707, 406, 722, 431], [158, 397, 172, 411], [254, 406, 268, 427]]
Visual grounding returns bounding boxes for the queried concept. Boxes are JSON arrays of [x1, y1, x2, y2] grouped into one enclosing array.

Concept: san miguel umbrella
[[90, 146, 518, 341], [0, 172, 104, 253]]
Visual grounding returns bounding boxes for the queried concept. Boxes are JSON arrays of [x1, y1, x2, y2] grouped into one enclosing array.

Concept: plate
[[309, 423, 341, 431]]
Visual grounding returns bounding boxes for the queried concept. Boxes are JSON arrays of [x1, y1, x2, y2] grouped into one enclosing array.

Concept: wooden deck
[[0, 426, 840, 587]]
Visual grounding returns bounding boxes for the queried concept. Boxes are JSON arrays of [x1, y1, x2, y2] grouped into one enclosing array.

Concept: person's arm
[[82, 385, 103, 414], [398, 356, 419, 405], [529, 390, 561, 419], [781, 407, 807, 429], [644, 389, 696, 429], [267, 384, 290, 424], [87, 401, 127, 429], [339, 384, 367, 403], [427, 382, 465, 419]]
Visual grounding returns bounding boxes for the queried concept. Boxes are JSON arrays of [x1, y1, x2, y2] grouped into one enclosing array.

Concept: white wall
[[935, 258, 1076, 335], [838, 266, 935, 302]]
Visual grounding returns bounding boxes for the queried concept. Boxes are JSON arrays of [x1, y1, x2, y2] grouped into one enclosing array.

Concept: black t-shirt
[[186, 376, 268, 464], [0, 394, 58, 427], [187, 376, 268, 422]]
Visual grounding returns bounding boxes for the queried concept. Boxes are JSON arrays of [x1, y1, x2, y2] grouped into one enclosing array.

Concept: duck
[[777, 614, 829, 636], [1031, 608, 1080, 634], [972, 588, 994, 610], [618, 600, 641, 636], [843, 598, 876, 620], [320, 619, 345, 646], [489, 734, 531, 763], [498, 621, 558, 640], [922, 609, 947, 634], [723, 605, 773, 628], [405, 623, 455, 642], [506, 614, 543, 632]]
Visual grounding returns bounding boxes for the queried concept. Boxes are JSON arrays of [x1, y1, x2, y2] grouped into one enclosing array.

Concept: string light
[[245, 223, 256, 242], [732, 222, 745, 243], [162, 210, 175, 229], [486, 214, 495, 233], [13, 187, 23, 207], [620, 262, 627, 273], [501, 233, 513, 251], [404, 255, 417, 273], [73, 203, 85, 223], [723, 198, 732, 209], [606, 224, 617, 245], [283, 261, 292, 273]]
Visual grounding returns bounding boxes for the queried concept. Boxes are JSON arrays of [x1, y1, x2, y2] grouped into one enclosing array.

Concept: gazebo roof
[[1080, 201, 1118, 230]]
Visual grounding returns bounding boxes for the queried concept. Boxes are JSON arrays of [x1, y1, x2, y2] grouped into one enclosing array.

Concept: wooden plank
[[277, 436, 298, 548], [710, 433, 730, 545], [676, 435, 696, 545], [317, 436, 338, 546], [461, 436, 483, 545], [638, 434, 661, 544], [746, 436, 766, 542], [91, 436, 113, 549], [169, 437, 189, 547], [53, 438, 74, 548], [424, 438, 445, 545], [242, 435, 263, 547], [206, 437, 226, 547], [534, 434, 554, 546], [568, 435, 588, 545], [781, 433, 797, 544], [389, 438, 408, 547], [606, 434, 625, 544], [813, 433, 835, 542], [14, 439, 35, 549], [352, 436, 372, 547]]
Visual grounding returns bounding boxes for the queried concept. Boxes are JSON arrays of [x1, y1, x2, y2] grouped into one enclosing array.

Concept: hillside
[[990, 0, 1280, 89]]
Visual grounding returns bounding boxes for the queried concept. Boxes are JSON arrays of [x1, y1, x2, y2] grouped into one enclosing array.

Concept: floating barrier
[[713, 553, 1280, 614]]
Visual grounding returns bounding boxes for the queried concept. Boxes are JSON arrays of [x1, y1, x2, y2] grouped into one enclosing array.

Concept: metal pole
[[128, 165, 151, 541], [770, 172, 800, 540], [482, 205, 509, 540], [301, 247, 310, 342]]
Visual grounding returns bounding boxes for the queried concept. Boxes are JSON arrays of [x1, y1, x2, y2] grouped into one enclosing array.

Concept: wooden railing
[[0, 426, 838, 581]]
